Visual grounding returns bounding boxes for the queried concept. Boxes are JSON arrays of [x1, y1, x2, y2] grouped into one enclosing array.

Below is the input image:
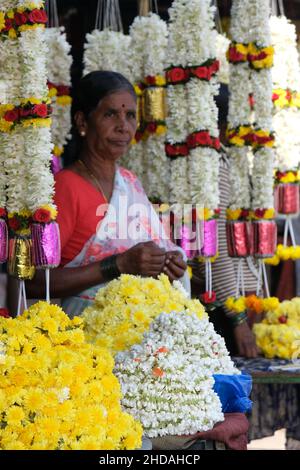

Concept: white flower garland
[[270, 15, 300, 171], [45, 27, 72, 157], [185, 0, 220, 210], [216, 33, 230, 85], [115, 311, 239, 438], [250, 0, 274, 211], [18, 25, 55, 213], [141, 13, 169, 202], [83, 29, 132, 80], [166, 0, 190, 205], [227, 0, 252, 211]]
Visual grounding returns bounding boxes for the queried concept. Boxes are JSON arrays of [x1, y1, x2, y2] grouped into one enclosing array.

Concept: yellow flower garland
[[0, 302, 142, 450], [264, 244, 300, 265], [82, 274, 206, 355]]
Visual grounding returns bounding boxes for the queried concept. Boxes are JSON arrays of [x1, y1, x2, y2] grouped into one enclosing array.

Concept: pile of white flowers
[[115, 311, 239, 438]]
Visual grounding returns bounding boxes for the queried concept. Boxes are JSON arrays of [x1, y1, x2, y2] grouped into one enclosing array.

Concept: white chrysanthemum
[[216, 34, 230, 85], [115, 311, 239, 438], [252, 148, 274, 208], [83, 29, 132, 80], [228, 64, 252, 128], [273, 108, 300, 170], [45, 27, 72, 150], [228, 148, 252, 209]]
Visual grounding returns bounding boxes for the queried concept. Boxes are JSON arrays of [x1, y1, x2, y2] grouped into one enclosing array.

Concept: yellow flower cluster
[[225, 295, 279, 314], [0, 302, 142, 450], [254, 298, 300, 359], [264, 244, 300, 265], [82, 274, 206, 355], [276, 171, 300, 184], [273, 88, 300, 109]]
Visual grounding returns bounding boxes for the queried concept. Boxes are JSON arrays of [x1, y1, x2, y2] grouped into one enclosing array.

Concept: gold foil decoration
[[136, 95, 143, 130], [8, 236, 35, 280], [143, 87, 167, 123]]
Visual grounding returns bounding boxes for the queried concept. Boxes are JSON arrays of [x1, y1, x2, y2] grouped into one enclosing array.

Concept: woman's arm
[[26, 241, 166, 299]]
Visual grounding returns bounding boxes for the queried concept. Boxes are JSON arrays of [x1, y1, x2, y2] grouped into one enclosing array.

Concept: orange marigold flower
[[152, 367, 164, 378]]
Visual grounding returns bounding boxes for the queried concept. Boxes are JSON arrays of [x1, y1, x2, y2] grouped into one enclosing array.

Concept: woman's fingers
[[163, 262, 185, 280]]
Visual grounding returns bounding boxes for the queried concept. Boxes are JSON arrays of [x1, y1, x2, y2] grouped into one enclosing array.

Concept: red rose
[[145, 75, 156, 86], [0, 308, 10, 318], [195, 131, 212, 146], [213, 138, 221, 150], [33, 104, 48, 118], [8, 217, 21, 231], [254, 208, 266, 218], [214, 208, 221, 216], [241, 209, 250, 218], [135, 130, 143, 142], [4, 18, 13, 31], [191, 66, 209, 80], [14, 12, 28, 26], [57, 85, 70, 96], [146, 122, 157, 133], [200, 291, 217, 304], [0, 208, 7, 218], [272, 93, 279, 102], [228, 47, 246, 63], [166, 67, 189, 84], [20, 108, 32, 118], [210, 60, 220, 73], [32, 208, 51, 223], [4, 109, 19, 122], [28, 8, 48, 24], [187, 134, 197, 148], [165, 143, 188, 157], [278, 315, 287, 324]]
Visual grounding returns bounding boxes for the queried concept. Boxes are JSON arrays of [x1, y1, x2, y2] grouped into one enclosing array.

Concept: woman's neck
[[80, 150, 116, 183]]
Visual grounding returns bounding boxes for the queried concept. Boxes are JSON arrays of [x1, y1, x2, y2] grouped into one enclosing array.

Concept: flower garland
[[216, 33, 230, 85], [82, 274, 206, 355], [44, 26, 72, 174], [253, 298, 300, 359], [0, 2, 47, 39], [225, 294, 279, 315], [136, 13, 169, 202], [115, 311, 239, 438], [165, 0, 190, 205], [0, 301, 142, 449]]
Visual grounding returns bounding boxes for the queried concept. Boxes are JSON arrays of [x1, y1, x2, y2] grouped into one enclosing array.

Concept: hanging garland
[[45, 26, 72, 174]]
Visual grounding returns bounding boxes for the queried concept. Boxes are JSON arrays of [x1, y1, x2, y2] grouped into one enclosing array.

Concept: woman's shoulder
[[118, 166, 138, 183]]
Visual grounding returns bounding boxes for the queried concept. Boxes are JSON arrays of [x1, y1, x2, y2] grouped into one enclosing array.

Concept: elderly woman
[[27, 71, 188, 316]]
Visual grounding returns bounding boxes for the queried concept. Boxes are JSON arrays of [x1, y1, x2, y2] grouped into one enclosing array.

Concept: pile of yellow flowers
[[264, 244, 300, 265], [253, 298, 300, 359], [82, 274, 206, 355], [0, 302, 142, 450]]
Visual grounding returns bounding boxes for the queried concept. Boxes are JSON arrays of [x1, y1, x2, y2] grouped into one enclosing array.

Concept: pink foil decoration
[[177, 223, 202, 259], [274, 184, 300, 215], [31, 222, 61, 268], [0, 218, 8, 263], [51, 155, 62, 175], [201, 219, 218, 258], [226, 221, 253, 257], [252, 220, 277, 258]]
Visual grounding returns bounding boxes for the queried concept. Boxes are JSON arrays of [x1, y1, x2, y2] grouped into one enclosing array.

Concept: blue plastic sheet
[[213, 374, 253, 413]]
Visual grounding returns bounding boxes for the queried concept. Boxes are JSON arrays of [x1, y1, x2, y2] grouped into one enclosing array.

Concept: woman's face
[[80, 90, 137, 161]]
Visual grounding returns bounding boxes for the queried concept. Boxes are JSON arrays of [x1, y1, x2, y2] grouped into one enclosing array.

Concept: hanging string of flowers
[[45, 26, 72, 174], [165, 0, 189, 207], [139, 13, 169, 203]]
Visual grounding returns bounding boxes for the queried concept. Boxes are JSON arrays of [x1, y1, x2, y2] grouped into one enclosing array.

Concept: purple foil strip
[[0, 219, 8, 263], [201, 219, 218, 258], [51, 155, 62, 175], [177, 223, 203, 259], [31, 222, 61, 268], [252, 220, 277, 258]]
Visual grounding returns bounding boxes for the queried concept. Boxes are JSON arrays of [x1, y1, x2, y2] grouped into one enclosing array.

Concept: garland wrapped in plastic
[[45, 26, 72, 174]]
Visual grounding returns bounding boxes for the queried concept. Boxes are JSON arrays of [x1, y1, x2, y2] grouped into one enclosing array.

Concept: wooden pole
[[138, 0, 150, 16]]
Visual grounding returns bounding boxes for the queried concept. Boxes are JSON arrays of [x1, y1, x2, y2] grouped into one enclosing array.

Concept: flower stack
[[114, 311, 239, 438], [45, 26, 72, 174], [0, 301, 142, 449], [82, 274, 206, 355], [264, 16, 300, 266], [0, 1, 60, 309], [253, 298, 300, 359]]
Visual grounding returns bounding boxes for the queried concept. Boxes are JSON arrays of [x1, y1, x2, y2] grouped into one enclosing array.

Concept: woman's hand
[[233, 321, 258, 358], [116, 241, 166, 277], [163, 251, 187, 282]]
